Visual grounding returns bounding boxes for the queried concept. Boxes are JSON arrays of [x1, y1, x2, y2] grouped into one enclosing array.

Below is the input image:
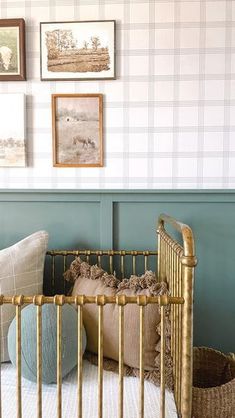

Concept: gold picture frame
[[52, 94, 103, 167]]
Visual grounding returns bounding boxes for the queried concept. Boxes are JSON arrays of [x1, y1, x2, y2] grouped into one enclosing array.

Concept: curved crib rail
[[157, 213, 197, 418]]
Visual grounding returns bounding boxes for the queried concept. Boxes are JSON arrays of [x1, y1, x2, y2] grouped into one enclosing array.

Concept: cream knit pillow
[[0, 231, 48, 361]]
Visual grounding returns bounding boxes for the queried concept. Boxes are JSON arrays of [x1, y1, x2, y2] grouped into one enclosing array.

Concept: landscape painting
[[0, 19, 26, 81], [52, 94, 103, 167], [0, 94, 26, 167], [40, 20, 115, 80]]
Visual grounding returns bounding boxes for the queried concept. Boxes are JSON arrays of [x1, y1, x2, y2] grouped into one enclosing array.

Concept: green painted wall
[[0, 190, 235, 353]]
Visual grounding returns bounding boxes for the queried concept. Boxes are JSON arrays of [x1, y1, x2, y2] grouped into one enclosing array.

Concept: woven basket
[[192, 347, 235, 418]]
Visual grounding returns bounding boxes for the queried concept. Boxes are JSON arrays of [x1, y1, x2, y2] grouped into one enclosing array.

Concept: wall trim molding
[[1, 189, 235, 203]]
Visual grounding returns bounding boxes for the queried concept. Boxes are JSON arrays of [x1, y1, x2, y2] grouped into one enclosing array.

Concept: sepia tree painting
[[40, 21, 115, 80], [45, 29, 110, 73]]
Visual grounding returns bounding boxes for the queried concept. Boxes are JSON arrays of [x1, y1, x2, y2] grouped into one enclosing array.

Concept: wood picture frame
[[0, 18, 26, 81], [52, 94, 103, 167], [40, 20, 115, 81]]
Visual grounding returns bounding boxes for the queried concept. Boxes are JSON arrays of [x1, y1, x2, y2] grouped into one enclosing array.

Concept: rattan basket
[[192, 347, 235, 418]]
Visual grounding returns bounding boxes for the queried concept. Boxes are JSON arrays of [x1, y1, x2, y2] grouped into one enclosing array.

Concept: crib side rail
[[44, 250, 158, 295], [157, 214, 197, 418], [0, 294, 183, 418]]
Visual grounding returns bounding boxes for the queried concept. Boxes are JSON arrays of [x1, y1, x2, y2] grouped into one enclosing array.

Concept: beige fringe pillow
[[64, 257, 173, 389]]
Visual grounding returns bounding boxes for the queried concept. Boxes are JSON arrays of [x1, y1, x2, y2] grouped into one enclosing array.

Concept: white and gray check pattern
[[0, 0, 234, 189]]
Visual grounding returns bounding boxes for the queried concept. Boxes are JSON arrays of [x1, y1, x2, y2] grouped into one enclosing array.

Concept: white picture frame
[[0, 93, 26, 167]]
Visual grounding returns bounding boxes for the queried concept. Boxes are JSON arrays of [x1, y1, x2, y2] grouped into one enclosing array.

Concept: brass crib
[[0, 214, 197, 418]]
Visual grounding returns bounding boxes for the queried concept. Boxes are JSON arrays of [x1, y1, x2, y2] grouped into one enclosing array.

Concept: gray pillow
[[8, 304, 87, 384]]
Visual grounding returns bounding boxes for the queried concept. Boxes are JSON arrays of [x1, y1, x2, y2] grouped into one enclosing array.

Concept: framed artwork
[[52, 94, 103, 167], [0, 18, 26, 81], [0, 93, 26, 167], [40, 20, 115, 80]]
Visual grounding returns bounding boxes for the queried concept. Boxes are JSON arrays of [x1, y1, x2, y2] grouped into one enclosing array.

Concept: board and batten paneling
[[0, 189, 235, 353]]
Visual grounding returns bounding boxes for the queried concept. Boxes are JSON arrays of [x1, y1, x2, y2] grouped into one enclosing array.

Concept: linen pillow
[[64, 257, 173, 388], [0, 231, 48, 362]]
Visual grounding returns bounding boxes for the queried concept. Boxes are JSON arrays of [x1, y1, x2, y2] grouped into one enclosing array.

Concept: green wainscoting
[[0, 189, 235, 353]]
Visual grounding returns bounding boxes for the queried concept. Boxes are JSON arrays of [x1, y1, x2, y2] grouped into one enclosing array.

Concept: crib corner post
[[180, 262, 196, 418], [157, 227, 161, 281]]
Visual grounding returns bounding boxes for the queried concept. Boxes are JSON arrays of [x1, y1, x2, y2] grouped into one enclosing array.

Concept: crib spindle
[[144, 253, 148, 272], [172, 246, 176, 382], [52, 256, 55, 293], [174, 252, 179, 408], [109, 253, 113, 274], [16, 303, 22, 418], [178, 258, 182, 411], [63, 255, 67, 293], [163, 239, 166, 281], [160, 304, 166, 418], [166, 240, 173, 358], [118, 299, 125, 418], [132, 253, 136, 275], [157, 230, 161, 280], [138, 297, 146, 418], [166, 238, 169, 276], [77, 302, 83, 418], [160, 238, 164, 281], [121, 254, 125, 279], [97, 298, 104, 418], [36, 303, 42, 418], [171, 242, 175, 362], [56, 302, 62, 418]]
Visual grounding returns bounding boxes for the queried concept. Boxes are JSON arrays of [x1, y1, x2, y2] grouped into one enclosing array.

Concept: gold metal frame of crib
[[0, 213, 197, 418]]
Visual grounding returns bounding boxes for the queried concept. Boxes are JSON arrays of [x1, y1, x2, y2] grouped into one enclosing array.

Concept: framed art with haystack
[[40, 20, 115, 80]]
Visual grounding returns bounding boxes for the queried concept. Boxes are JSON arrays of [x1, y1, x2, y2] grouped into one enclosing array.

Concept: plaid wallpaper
[[0, 0, 234, 189]]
